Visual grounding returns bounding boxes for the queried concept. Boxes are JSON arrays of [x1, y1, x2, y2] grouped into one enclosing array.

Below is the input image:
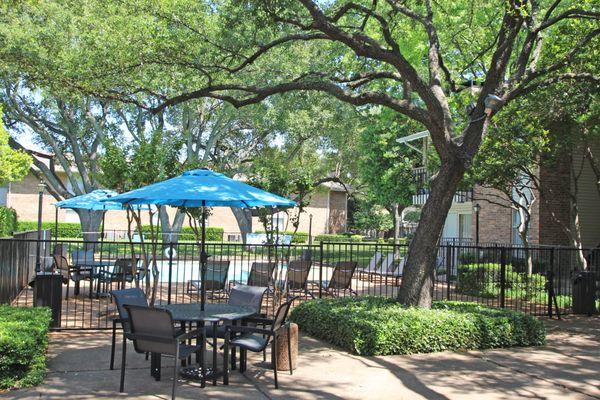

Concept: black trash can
[[30, 273, 63, 328], [572, 271, 597, 315]]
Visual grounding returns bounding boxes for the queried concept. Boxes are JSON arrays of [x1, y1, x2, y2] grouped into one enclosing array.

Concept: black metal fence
[[1, 237, 598, 329]]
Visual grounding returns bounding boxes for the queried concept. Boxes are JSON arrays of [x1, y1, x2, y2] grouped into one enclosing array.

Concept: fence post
[[548, 248, 555, 317], [318, 241, 324, 299], [167, 242, 174, 304], [500, 247, 507, 308], [445, 245, 452, 301]]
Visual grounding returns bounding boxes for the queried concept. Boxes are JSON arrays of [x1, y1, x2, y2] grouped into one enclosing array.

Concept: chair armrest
[[226, 325, 273, 336], [175, 329, 203, 341], [243, 316, 274, 325]]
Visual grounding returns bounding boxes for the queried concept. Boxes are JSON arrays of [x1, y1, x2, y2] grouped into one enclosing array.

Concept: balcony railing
[[412, 167, 473, 205]]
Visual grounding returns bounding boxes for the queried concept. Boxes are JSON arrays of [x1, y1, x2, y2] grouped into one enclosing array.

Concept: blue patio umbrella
[[105, 168, 297, 309], [53, 189, 149, 241]]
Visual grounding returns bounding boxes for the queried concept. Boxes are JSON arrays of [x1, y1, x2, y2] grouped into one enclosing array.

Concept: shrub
[[137, 225, 224, 242], [315, 233, 362, 243], [290, 297, 546, 356], [0, 306, 52, 390], [17, 221, 82, 238], [457, 263, 547, 301], [0, 207, 17, 237]]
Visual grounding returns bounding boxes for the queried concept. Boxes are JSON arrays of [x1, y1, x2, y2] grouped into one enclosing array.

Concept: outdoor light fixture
[[484, 94, 504, 115], [35, 180, 46, 273]]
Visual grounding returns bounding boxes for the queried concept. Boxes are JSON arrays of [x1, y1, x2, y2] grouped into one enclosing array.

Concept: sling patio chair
[[53, 254, 91, 299], [310, 261, 358, 297], [374, 256, 406, 286], [120, 305, 203, 400], [109, 288, 149, 371], [247, 261, 278, 288], [366, 253, 395, 281], [186, 260, 231, 300], [224, 297, 297, 389], [205, 284, 268, 341], [278, 260, 312, 300], [99, 257, 139, 291]]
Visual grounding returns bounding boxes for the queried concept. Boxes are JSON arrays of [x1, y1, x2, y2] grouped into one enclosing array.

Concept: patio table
[[156, 303, 256, 387], [72, 260, 114, 298]]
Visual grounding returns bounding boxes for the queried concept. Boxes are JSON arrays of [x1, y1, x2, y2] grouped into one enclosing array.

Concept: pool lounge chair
[[359, 251, 384, 279], [279, 260, 312, 299], [311, 261, 358, 297], [186, 260, 231, 299], [247, 261, 278, 288]]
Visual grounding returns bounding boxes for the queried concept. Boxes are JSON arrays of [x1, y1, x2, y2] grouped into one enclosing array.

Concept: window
[[0, 184, 8, 206], [459, 213, 472, 240]]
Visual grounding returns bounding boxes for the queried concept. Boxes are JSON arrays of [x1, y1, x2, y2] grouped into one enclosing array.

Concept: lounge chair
[[375, 256, 406, 285], [120, 305, 202, 400], [359, 251, 384, 278], [311, 261, 358, 297], [224, 298, 296, 389], [186, 260, 231, 299], [247, 261, 278, 287], [279, 260, 312, 299]]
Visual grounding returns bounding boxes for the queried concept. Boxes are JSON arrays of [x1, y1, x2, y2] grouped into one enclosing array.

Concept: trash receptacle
[[30, 273, 63, 328], [276, 322, 298, 371], [572, 271, 597, 315]]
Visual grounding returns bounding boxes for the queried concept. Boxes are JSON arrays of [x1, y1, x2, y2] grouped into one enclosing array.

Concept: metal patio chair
[[186, 260, 231, 299], [109, 288, 149, 371], [205, 284, 268, 341], [99, 257, 139, 291], [53, 254, 91, 299], [120, 305, 202, 400], [225, 297, 297, 389]]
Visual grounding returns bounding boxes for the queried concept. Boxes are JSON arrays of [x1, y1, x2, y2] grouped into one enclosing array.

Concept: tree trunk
[[398, 162, 465, 307], [517, 207, 533, 275], [75, 209, 103, 246], [231, 207, 253, 243], [159, 207, 185, 244], [392, 203, 403, 245]]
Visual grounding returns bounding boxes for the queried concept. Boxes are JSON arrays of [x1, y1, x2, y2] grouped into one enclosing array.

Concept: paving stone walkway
[[2, 315, 598, 399]]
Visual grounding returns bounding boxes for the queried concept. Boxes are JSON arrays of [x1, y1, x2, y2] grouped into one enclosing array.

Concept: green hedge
[[456, 263, 546, 300], [0, 207, 17, 237], [315, 233, 363, 243], [137, 225, 224, 241], [255, 230, 309, 244], [0, 306, 52, 390], [290, 296, 546, 356], [18, 221, 82, 238]]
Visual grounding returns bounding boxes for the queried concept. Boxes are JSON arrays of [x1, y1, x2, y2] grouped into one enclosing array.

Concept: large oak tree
[[1, 0, 597, 306]]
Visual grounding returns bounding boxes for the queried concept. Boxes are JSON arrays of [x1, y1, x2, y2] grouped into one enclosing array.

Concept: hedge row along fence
[[0, 306, 52, 390], [290, 296, 546, 356], [16, 221, 224, 242]]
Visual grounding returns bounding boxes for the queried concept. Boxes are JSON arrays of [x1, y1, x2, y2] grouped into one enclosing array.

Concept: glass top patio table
[[159, 303, 256, 323]]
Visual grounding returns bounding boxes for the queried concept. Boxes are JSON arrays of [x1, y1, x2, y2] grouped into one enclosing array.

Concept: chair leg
[[119, 334, 127, 392], [110, 320, 117, 370], [272, 339, 278, 389], [287, 325, 293, 375], [172, 347, 179, 400]]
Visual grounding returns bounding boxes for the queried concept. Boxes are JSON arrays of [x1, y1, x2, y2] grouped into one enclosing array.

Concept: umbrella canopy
[[54, 189, 126, 211], [104, 169, 297, 208], [104, 168, 296, 310]]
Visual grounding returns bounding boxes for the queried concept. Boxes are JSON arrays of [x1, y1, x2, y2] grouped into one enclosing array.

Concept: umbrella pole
[[54, 207, 58, 248], [201, 201, 207, 311]]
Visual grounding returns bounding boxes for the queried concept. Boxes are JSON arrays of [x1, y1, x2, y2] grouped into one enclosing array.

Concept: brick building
[[405, 134, 600, 248]]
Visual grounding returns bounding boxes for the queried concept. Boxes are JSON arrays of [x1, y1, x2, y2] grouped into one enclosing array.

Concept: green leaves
[[290, 296, 546, 356], [0, 306, 52, 390], [0, 108, 31, 186]]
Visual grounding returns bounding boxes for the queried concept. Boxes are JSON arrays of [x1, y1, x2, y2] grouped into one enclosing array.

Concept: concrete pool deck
[[2, 315, 599, 399]]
